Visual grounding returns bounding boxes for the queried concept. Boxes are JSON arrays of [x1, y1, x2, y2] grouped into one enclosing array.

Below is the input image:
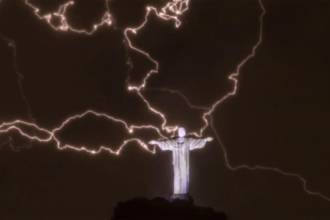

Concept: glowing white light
[[23, 0, 113, 35], [150, 128, 213, 196]]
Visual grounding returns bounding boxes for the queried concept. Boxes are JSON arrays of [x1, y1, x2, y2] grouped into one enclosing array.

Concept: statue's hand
[[149, 140, 158, 145], [206, 137, 213, 142]]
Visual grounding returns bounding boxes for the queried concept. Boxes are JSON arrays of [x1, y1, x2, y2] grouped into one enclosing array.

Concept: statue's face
[[178, 127, 186, 138]]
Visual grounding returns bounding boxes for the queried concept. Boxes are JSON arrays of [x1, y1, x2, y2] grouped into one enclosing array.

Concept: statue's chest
[[173, 141, 189, 153]]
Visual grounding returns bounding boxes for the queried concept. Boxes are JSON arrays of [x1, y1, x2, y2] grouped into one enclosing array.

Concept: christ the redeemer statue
[[149, 127, 213, 199]]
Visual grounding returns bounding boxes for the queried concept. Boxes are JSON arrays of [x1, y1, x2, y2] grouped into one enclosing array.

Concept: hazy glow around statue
[[150, 127, 213, 198]]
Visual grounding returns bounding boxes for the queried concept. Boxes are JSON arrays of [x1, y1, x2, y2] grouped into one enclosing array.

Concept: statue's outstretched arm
[[149, 140, 174, 151], [189, 137, 213, 150]]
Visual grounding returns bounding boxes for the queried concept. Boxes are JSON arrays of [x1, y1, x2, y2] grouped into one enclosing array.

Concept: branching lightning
[[0, 110, 162, 155], [198, 0, 265, 136], [209, 117, 330, 202], [0, 0, 329, 203], [24, 0, 113, 34], [146, 87, 208, 111], [0, 0, 191, 154], [204, 0, 330, 202], [0, 31, 36, 150], [0, 34, 34, 121]]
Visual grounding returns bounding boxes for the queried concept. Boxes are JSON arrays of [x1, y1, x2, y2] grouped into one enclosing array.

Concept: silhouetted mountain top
[[112, 197, 227, 220]]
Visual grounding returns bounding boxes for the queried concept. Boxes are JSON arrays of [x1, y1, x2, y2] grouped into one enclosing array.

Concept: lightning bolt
[[146, 87, 208, 111], [0, 0, 190, 154], [210, 117, 330, 202], [123, 0, 330, 203], [200, 0, 330, 202], [0, 34, 34, 121], [0, 110, 163, 155], [0, 0, 329, 204], [198, 0, 266, 136], [124, 0, 191, 134], [0, 31, 37, 150], [23, 0, 113, 34]]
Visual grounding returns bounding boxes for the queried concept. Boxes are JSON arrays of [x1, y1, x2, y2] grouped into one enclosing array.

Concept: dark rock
[[111, 197, 227, 220]]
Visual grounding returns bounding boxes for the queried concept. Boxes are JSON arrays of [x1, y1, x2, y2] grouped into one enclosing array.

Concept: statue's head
[[178, 127, 186, 138]]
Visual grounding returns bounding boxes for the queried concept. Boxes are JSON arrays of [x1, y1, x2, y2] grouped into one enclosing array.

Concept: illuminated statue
[[149, 127, 213, 199]]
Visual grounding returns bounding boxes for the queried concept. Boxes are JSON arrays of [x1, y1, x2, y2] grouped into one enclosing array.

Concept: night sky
[[1, 0, 330, 219]]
